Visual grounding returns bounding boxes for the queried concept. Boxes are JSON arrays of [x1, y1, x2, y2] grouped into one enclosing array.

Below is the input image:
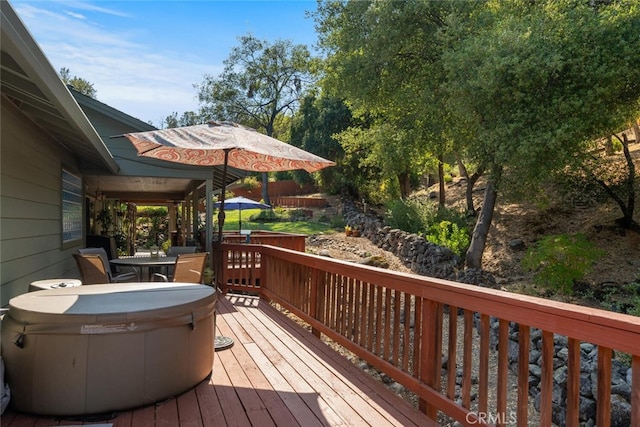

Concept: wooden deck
[[1, 294, 435, 426]]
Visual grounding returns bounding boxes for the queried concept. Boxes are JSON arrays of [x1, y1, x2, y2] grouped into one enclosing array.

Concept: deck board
[[1, 294, 435, 427]]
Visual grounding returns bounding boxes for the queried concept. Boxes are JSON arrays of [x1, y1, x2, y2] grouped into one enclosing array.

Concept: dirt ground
[[305, 170, 640, 308]]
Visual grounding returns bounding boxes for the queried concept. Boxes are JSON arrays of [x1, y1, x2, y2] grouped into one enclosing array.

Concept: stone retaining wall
[[342, 199, 632, 426]]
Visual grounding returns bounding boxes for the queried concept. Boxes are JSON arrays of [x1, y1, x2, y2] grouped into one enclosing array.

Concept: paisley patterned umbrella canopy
[[125, 121, 334, 173], [123, 121, 334, 242]]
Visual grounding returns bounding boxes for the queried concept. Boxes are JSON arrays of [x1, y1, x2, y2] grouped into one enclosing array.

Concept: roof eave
[[1, 1, 119, 174]]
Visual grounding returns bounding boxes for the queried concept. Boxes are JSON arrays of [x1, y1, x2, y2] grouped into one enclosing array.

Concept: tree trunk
[[456, 154, 469, 179], [465, 177, 498, 269], [632, 119, 639, 144], [438, 154, 445, 208], [261, 172, 270, 206], [465, 167, 484, 215], [591, 133, 637, 229], [398, 172, 412, 199]]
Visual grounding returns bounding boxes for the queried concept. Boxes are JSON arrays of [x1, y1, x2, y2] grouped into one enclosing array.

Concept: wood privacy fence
[[214, 243, 640, 426]]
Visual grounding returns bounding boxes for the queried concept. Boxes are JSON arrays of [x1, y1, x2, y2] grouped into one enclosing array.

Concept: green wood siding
[[1, 98, 83, 305]]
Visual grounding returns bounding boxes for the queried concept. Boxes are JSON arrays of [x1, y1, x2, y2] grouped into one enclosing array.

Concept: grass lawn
[[218, 208, 339, 235]]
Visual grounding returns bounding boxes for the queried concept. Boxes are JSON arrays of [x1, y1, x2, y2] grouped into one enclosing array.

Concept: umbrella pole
[[217, 149, 230, 244], [214, 148, 234, 352]]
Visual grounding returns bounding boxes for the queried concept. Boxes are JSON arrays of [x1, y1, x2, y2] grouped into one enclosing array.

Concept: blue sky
[[11, 0, 319, 125]]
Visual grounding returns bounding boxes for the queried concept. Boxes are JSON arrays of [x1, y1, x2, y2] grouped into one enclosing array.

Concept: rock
[[509, 238, 526, 251], [611, 394, 632, 427], [359, 255, 390, 268]]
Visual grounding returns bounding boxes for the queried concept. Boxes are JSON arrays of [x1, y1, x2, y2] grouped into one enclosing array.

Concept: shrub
[[385, 198, 437, 234], [240, 176, 260, 190], [521, 233, 605, 295], [250, 209, 280, 223], [426, 220, 470, 257]]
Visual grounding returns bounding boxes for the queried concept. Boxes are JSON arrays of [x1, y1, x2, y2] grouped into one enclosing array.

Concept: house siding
[[1, 98, 83, 305]]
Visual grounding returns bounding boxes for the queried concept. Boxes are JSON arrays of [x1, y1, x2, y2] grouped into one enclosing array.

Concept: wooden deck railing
[[214, 243, 640, 426], [217, 232, 305, 294], [221, 231, 306, 251]]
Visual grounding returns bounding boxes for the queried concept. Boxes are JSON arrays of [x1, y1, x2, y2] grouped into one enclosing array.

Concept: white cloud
[[13, 2, 220, 125]]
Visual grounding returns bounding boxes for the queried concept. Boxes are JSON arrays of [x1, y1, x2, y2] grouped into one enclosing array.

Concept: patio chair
[[77, 248, 138, 283], [73, 253, 111, 284], [153, 252, 208, 284], [164, 246, 197, 277]]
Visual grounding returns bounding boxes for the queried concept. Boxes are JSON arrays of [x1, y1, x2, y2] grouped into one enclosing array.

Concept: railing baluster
[[517, 325, 530, 427], [497, 319, 509, 427], [597, 346, 612, 427], [632, 355, 639, 426], [413, 297, 423, 378], [393, 290, 401, 365], [462, 310, 473, 409], [364, 282, 374, 350], [375, 286, 383, 355], [402, 293, 412, 373], [420, 299, 439, 420], [566, 337, 580, 427], [434, 302, 443, 397], [540, 330, 554, 427], [447, 307, 458, 401], [384, 288, 392, 361], [479, 313, 489, 414]]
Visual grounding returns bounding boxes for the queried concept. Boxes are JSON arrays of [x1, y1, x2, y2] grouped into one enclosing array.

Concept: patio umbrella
[[121, 121, 335, 244], [212, 196, 270, 231]]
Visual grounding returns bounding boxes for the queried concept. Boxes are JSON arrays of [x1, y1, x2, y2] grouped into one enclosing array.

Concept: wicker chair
[[153, 252, 208, 284]]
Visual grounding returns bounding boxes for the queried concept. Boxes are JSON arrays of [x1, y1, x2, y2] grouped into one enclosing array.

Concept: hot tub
[[1, 282, 217, 416]]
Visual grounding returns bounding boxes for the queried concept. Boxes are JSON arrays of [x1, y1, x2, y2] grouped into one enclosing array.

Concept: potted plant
[[351, 228, 361, 237], [96, 207, 113, 236], [344, 225, 352, 236]]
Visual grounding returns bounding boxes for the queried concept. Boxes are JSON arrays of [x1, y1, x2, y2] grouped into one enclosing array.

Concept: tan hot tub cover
[[1, 282, 217, 416]]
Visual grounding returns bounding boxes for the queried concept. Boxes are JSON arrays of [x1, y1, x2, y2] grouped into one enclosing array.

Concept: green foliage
[[426, 221, 470, 257], [240, 176, 260, 190], [290, 94, 353, 191], [59, 67, 97, 99], [219, 207, 334, 235], [160, 110, 203, 128], [196, 34, 314, 130], [385, 197, 470, 255], [136, 206, 169, 247], [137, 206, 169, 217], [385, 198, 436, 234], [96, 207, 113, 235], [522, 234, 605, 295], [249, 209, 285, 223]]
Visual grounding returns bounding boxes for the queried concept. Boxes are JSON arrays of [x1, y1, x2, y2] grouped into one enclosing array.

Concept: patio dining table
[[110, 256, 177, 281]]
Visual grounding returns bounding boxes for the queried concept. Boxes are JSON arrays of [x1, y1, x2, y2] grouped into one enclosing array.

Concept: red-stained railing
[[214, 243, 640, 426]]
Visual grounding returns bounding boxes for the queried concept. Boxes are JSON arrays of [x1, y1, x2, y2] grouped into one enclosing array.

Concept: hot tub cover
[[1, 282, 217, 416]]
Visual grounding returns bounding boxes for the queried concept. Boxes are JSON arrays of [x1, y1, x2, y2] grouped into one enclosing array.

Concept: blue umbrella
[[213, 196, 270, 231]]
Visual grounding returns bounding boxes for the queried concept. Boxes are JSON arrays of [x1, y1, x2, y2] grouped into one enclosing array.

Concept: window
[[62, 169, 83, 244]]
